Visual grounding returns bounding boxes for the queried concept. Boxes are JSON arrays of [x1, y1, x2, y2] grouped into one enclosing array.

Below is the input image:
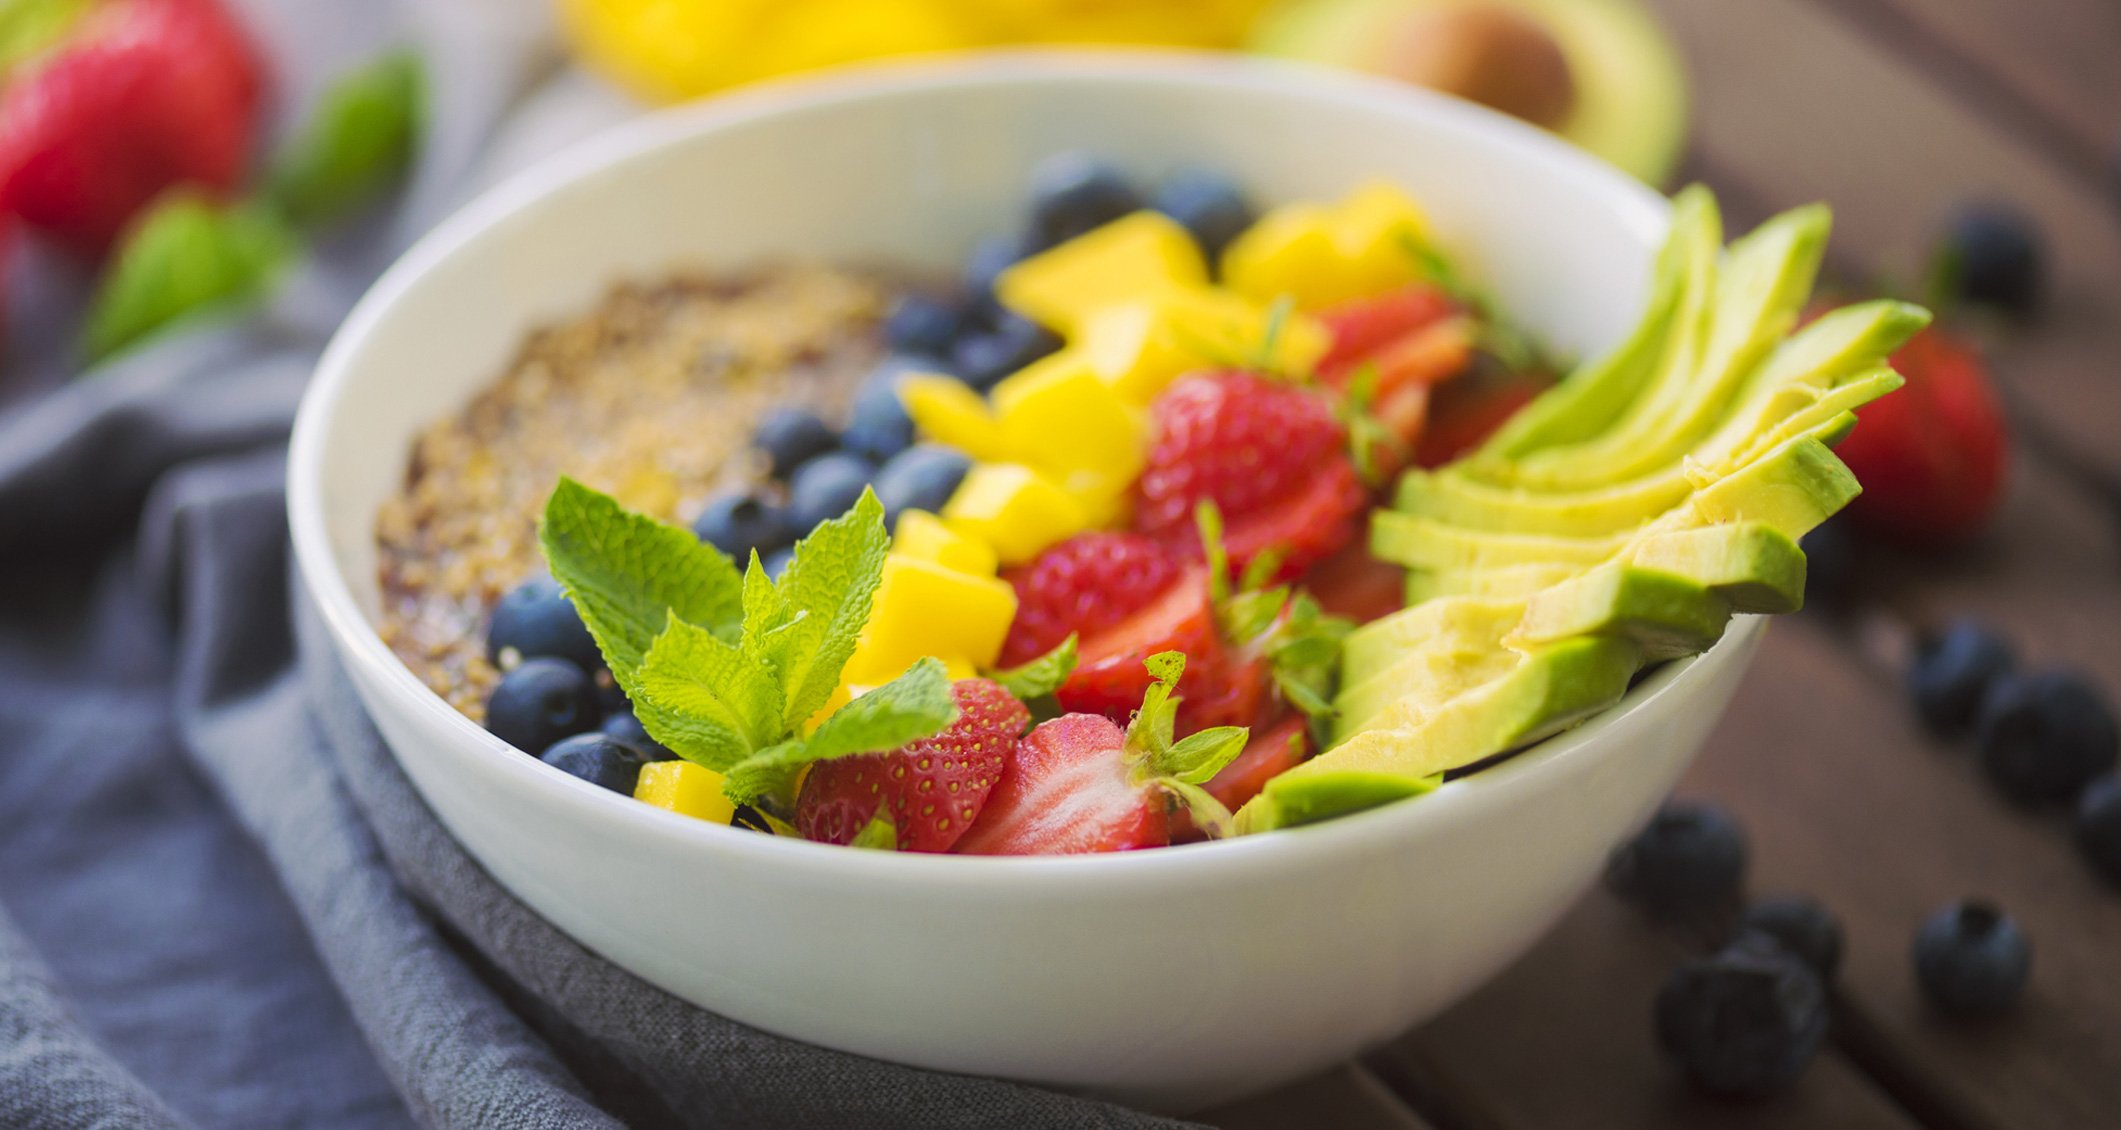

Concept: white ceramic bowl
[[290, 53, 1762, 1112]]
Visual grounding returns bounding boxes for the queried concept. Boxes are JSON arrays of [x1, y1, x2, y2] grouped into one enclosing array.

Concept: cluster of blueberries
[[1607, 800, 2037, 1097], [693, 152, 1257, 568], [480, 578, 667, 795], [1907, 619, 2121, 884]]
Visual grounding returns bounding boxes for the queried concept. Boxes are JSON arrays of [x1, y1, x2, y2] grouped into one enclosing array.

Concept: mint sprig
[[541, 481, 959, 818], [1192, 502, 1351, 743], [989, 634, 1078, 712]]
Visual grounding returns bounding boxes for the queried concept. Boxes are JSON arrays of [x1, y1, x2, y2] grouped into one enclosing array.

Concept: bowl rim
[[289, 48, 1723, 887]]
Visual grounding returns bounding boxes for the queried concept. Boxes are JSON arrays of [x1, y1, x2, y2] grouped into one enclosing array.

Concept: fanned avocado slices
[[1235, 191, 1916, 835]]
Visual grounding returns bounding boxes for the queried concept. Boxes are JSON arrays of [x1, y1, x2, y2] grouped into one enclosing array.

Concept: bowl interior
[[299, 53, 1665, 635]]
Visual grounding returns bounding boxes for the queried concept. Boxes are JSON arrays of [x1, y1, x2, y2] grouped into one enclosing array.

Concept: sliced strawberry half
[[1832, 322, 2008, 545], [1316, 285, 1458, 378], [1054, 566, 1223, 721], [1414, 361, 1551, 468], [956, 654, 1250, 855], [1203, 715, 1312, 811], [794, 678, 1030, 853], [1220, 459, 1369, 586]]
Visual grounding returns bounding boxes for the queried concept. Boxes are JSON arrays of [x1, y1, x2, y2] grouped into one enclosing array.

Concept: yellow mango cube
[[893, 510, 999, 576], [996, 211, 1208, 332], [943, 462, 1089, 564], [634, 761, 736, 825], [843, 554, 1018, 682], [1331, 181, 1433, 299], [898, 374, 1010, 461], [1078, 288, 1330, 403], [1222, 182, 1435, 310], [991, 354, 1147, 487]]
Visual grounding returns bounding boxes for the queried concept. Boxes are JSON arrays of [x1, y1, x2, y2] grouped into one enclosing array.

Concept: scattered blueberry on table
[[787, 451, 874, 533], [884, 293, 967, 359], [752, 407, 839, 480], [1027, 152, 1141, 249], [1913, 899, 2031, 1016], [485, 657, 599, 755], [1606, 801, 1749, 919], [1655, 932, 1828, 1097], [1973, 669, 2118, 804], [540, 733, 654, 794], [486, 577, 602, 673], [2074, 774, 2121, 887], [1938, 202, 2044, 317], [1908, 619, 2015, 736], [1738, 895, 1845, 981], [1153, 167, 1255, 261], [873, 443, 972, 524], [692, 491, 794, 562]]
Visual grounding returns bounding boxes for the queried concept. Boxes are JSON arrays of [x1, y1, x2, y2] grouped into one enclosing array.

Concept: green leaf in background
[[988, 634, 1077, 702], [81, 193, 296, 364], [265, 48, 426, 230], [0, 0, 91, 77]]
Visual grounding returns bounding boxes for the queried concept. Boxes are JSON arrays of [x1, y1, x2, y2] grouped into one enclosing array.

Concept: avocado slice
[[1395, 301, 1925, 535], [1250, 0, 1690, 185], [1498, 204, 1831, 491], [1241, 634, 1644, 832]]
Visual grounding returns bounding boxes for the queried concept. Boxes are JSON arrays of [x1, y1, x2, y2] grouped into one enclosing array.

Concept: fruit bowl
[[289, 53, 1762, 1111]]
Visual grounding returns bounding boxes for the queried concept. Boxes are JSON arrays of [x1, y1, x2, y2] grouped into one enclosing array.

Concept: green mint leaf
[[265, 49, 425, 230], [1237, 548, 1288, 595], [539, 476, 744, 694], [719, 738, 809, 809], [1154, 725, 1250, 784], [1160, 779, 1235, 839], [763, 489, 890, 730], [1219, 589, 1286, 650], [636, 615, 783, 770], [739, 551, 796, 655], [849, 810, 899, 851], [803, 657, 957, 762], [989, 635, 1078, 701], [82, 194, 296, 364], [1195, 502, 1231, 605], [1250, 295, 1296, 374]]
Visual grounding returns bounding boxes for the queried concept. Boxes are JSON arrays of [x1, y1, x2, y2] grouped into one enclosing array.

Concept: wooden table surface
[[1200, 1, 2121, 1126]]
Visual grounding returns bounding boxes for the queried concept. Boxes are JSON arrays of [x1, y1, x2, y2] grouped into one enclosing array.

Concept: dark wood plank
[[1841, 0, 2121, 189], [1680, 618, 2121, 1130], [1381, 893, 1921, 1129], [1199, 1065, 1435, 1130], [1645, 0, 2121, 485]]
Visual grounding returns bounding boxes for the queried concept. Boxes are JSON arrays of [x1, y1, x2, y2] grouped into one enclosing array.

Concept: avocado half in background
[[1252, 0, 1688, 185]]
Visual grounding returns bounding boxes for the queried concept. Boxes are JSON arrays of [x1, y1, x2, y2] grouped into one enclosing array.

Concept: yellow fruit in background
[[996, 211, 1208, 333], [893, 510, 1001, 576], [899, 375, 1011, 461], [944, 463, 1090, 564], [1223, 180, 1434, 308], [963, 0, 1273, 46], [843, 555, 1018, 683], [1077, 287, 1329, 403], [991, 357, 1147, 488], [634, 761, 738, 824]]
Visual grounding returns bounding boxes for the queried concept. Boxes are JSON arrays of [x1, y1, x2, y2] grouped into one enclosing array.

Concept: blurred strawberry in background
[[1834, 322, 2009, 547], [0, 0, 264, 258]]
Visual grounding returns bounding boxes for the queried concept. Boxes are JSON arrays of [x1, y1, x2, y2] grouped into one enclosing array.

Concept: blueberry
[[1027, 152, 1141, 249], [760, 545, 795, 580], [692, 491, 794, 562], [1738, 896, 1844, 980], [1153, 168, 1255, 261], [1655, 933, 1828, 1097], [1974, 670, 2118, 804], [842, 358, 922, 461], [884, 293, 967, 359], [2074, 773, 2121, 886], [1939, 202, 2044, 316], [787, 451, 873, 532], [753, 407, 838, 480], [485, 657, 600, 755], [951, 313, 1062, 391], [540, 733, 653, 794], [873, 444, 971, 523], [487, 577, 602, 672], [963, 233, 1028, 313], [1913, 900, 2031, 1016], [1908, 619, 2014, 736], [601, 709, 676, 761], [1606, 801, 1748, 919]]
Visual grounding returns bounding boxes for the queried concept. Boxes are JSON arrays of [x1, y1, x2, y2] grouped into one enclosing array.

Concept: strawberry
[[955, 654, 1249, 855], [1303, 541, 1406, 624], [1316, 285, 1458, 379], [1414, 361, 1551, 468], [1832, 321, 2008, 545], [794, 678, 1029, 852], [1203, 715, 1311, 811], [0, 0, 265, 257], [1003, 532, 1226, 724], [1134, 370, 1366, 581]]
